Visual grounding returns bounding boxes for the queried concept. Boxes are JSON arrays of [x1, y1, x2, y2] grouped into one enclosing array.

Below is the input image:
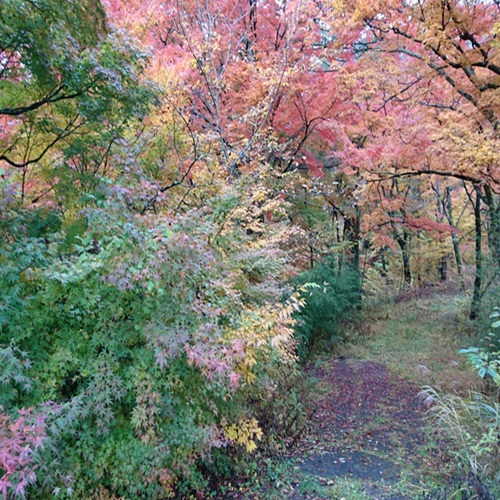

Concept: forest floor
[[283, 357, 449, 499], [235, 290, 481, 499]]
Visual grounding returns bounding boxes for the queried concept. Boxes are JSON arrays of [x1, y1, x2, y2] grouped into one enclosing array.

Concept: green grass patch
[[341, 293, 480, 394]]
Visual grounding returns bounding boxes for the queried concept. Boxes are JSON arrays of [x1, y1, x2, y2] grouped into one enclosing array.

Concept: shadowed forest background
[[0, 0, 499, 498]]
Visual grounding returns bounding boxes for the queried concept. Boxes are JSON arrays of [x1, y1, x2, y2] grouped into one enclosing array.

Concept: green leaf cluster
[[0, 0, 157, 185], [0, 200, 302, 496], [460, 308, 500, 386], [291, 259, 361, 361]]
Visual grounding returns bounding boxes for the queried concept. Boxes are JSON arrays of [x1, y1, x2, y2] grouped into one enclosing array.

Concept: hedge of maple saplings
[[0, 205, 304, 497]]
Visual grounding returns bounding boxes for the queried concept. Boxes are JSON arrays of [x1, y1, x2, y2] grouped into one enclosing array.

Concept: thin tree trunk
[[401, 241, 412, 288], [344, 206, 362, 308], [336, 223, 343, 276], [438, 258, 448, 282], [395, 228, 411, 289], [444, 187, 464, 288], [353, 206, 362, 308], [380, 248, 388, 277], [433, 179, 448, 282], [309, 245, 315, 269], [470, 187, 483, 320], [484, 185, 500, 270]]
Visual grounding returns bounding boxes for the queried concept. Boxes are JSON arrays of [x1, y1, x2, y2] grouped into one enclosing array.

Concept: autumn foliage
[[1, 0, 499, 496]]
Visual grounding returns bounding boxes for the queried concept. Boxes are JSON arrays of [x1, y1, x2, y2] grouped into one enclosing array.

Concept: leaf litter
[[285, 358, 451, 499]]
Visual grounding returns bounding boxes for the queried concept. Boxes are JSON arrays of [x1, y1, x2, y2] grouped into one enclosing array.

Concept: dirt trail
[[289, 358, 448, 499]]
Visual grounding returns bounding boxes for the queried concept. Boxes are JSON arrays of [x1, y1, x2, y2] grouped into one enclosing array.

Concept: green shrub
[[292, 259, 361, 360], [460, 308, 500, 392], [0, 206, 303, 497]]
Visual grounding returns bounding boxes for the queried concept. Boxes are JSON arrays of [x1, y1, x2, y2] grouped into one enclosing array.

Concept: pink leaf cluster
[[0, 407, 48, 499]]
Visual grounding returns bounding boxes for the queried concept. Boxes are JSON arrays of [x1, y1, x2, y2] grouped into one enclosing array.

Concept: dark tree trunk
[[470, 187, 483, 320], [401, 242, 412, 288], [336, 223, 343, 276], [433, 179, 448, 283], [438, 257, 448, 282], [309, 245, 315, 269], [380, 248, 388, 277], [395, 229, 412, 289], [484, 185, 500, 270]]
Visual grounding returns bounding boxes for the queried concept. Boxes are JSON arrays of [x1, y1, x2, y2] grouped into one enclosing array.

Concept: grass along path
[[341, 292, 478, 393]]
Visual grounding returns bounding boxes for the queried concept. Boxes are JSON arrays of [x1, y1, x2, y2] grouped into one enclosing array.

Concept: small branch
[[0, 85, 85, 116]]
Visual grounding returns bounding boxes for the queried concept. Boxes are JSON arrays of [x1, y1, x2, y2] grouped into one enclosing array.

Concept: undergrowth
[[291, 260, 361, 361], [420, 309, 500, 499], [422, 388, 500, 480]]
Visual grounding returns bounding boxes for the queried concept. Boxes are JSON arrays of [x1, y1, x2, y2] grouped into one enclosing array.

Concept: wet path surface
[[288, 359, 447, 499]]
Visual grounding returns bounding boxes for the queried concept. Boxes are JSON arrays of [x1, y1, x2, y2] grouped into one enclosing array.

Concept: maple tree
[[322, 0, 499, 313], [0, 0, 155, 207]]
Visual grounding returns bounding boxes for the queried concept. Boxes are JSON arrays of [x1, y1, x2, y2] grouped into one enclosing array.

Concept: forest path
[[286, 357, 448, 499], [230, 294, 468, 499]]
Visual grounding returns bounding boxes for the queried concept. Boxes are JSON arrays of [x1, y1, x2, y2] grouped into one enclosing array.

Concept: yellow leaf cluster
[[226, 292, 305, 384], [223, 418, 263, 453]]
